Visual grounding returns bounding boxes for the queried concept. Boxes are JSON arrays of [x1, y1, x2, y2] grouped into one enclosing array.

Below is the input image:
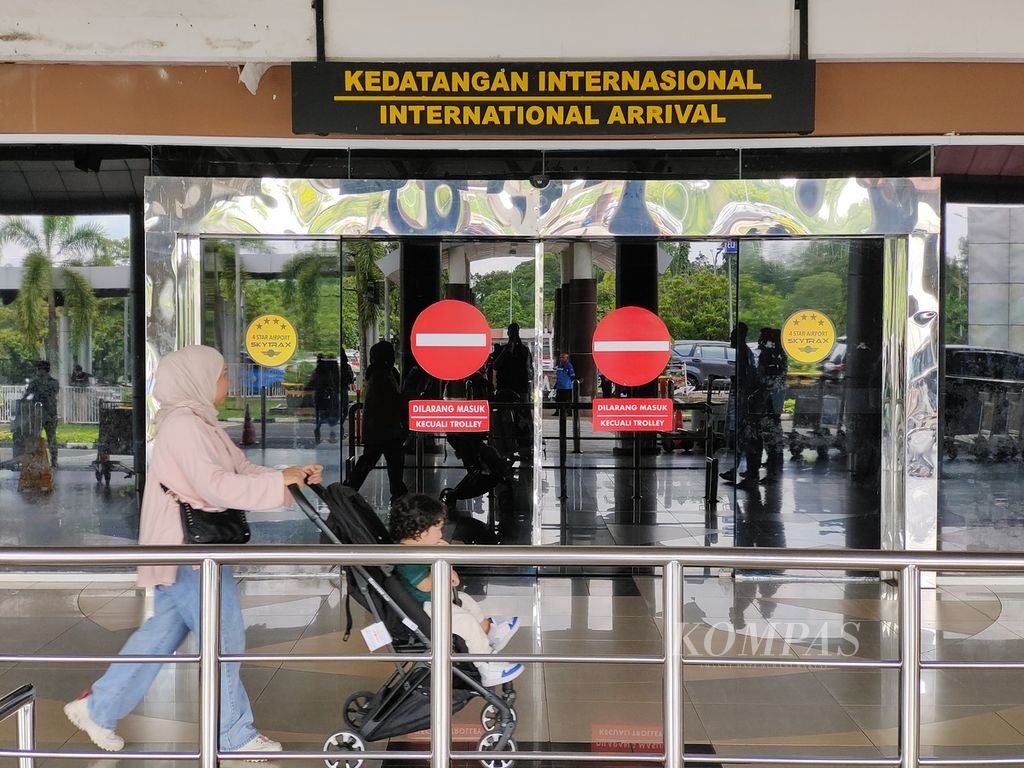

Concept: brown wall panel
[[2, 62, 1024, 139]]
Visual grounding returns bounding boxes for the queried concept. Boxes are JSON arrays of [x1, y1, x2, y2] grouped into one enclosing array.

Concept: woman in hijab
[[64, 345, 322, 756]]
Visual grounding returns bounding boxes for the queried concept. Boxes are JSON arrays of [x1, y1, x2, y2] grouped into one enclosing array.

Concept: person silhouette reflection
[[731, 478, 787, 628]]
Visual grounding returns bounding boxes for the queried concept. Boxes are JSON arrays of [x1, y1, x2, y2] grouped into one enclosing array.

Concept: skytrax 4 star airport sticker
[[245, 314, 297, 367], [781, 309, 836, 365]]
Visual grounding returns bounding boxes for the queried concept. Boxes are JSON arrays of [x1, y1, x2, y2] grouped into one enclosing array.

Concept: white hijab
[[152, 345, 224, 433]]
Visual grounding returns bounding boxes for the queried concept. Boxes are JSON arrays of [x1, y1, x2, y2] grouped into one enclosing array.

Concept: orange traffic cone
[[241, 404, 256, 446]]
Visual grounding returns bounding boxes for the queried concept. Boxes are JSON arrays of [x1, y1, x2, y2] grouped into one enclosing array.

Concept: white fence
[[227, 363, 287, 398], [0, 385, 130, 425]]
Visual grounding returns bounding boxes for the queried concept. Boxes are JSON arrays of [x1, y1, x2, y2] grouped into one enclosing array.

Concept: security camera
[[529, 174, 550, 189]]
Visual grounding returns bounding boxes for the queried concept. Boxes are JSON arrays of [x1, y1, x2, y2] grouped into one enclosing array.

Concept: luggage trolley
[[91, 400, 134, 485], [0, 399, 45, 472], [787, 379, 847, 461]]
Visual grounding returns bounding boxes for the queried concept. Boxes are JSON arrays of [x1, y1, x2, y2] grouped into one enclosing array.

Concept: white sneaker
[[237, 733, 283, 762], [64, 693, 124, 752], [478, 662, 524, 688], [487, 616, 520, 653]]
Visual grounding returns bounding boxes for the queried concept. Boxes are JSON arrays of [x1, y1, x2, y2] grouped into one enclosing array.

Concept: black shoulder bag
[[162, 484, 251, 545]]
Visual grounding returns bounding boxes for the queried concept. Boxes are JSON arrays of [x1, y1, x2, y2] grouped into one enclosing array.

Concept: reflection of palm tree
[[349, 241, 387, 371], [0, 216, 105, 378], [281, 249, 339, 348], [281, 241, 389, 371]]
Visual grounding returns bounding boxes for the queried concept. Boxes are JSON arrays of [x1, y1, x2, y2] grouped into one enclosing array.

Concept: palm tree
[[0, 216, 105, 379], [281, 240, 389, 371]]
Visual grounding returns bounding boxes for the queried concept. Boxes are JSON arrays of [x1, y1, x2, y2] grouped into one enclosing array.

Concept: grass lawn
[[0, 423, 100, 446]]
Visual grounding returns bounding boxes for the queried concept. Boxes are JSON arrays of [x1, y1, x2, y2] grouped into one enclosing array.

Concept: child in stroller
[[289, 483, 521, 768], [390, 494, 522, 687]]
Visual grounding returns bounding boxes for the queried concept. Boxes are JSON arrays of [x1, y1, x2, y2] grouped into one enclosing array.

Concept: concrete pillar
[[445, 244, 471, 302], [566, 243, 597, 398], [77, 320, 93, 375], [399, 239, 442, 382]]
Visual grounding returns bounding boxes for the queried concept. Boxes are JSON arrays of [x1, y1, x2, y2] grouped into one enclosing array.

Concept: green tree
[[596, 271, 616, 321], [281, 250, 339, 348], [945, 236, 968, 344], [787, 272, 846, 335], [737, 274, 786, 334], [0, 216, 105, 377], [91, 297, 127, 383], [658, 269, 730, 340], [481, 288, 531, 329]]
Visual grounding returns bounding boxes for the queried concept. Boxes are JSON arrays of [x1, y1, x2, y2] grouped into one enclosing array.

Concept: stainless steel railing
[[3, 546, 1024, 766], [0, 684, 35, 768]]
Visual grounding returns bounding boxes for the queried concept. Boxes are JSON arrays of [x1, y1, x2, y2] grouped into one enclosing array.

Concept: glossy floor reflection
[[3, 572, 1024, 765], [0, 408, 998, 557]]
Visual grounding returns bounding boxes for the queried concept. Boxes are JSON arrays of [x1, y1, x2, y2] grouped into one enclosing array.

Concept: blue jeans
[[87, 565, 258, 750]]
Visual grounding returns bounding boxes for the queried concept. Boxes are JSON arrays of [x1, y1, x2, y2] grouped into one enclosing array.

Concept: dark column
[[559, 281, 572, 355], [129, 199, 146, 502], [615, 239, 659, 396], [567, 244, 597, 398], [445, 283, 471, 302], [399, 239, 442, 380], [844, 238, 883, 551], [552, 286, 563, 355]]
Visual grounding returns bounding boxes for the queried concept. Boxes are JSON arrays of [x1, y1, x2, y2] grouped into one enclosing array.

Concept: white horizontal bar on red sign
[[415, 333, 488, 347], [593, 340, 671, 352], [408, 400, 491, 433]]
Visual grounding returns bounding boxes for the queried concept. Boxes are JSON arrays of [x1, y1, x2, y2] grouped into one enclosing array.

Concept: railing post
[[16, 698, 34, 768], [558, 404, 568, 500], [663, 560, 683, 768], [899, 564, 921, 768], [571, 379, 581, 454], [259, 385, 267, 448], [430, 559, 452, 768], [199, 559, 222, 768]]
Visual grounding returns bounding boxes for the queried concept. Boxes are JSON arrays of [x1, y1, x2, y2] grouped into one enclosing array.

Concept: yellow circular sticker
[[781, 309, 836, 364], [245, 314, 297, 367]]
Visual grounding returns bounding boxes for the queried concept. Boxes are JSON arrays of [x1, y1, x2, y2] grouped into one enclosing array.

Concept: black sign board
[[292, 60, 815, 137]]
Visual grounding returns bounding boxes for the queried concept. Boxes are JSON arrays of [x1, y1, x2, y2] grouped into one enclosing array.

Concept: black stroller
[[290, 483, 519, 768]]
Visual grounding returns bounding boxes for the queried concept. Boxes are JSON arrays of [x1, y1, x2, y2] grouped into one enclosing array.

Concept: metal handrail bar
[[227, 652, 660, 664], [467, 654, 901, 668], [5, 546, 1024, 767], [0, 654, 198, 664], [6, 544, 1024, 569], [675, 758, 898, 766], [0, 749, 197, 761], [0, 684, 34, 768], [922, 660, 1024, 669]]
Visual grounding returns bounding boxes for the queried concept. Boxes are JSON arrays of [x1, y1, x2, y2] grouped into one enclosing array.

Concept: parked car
[[667, 340, 735, 389], [944, 345, 1024, 458]]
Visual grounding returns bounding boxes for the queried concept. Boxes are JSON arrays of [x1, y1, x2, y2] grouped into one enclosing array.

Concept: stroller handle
[[287, 483, 343, 545]]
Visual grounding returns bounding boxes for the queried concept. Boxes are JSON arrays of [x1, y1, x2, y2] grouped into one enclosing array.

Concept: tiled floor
[[3, 570, 1024, 766], [3, 413, 1024, 765]]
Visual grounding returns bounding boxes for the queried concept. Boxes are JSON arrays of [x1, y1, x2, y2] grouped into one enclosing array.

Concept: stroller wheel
[[477, 732, 516, 768], [480, 702, 517, 732], [323, 730, 365, 768], [342, 690, 374, 729]]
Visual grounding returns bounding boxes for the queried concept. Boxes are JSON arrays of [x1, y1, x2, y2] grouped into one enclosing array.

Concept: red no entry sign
[[410, 300, 491, 380], [592, 306, 671, 387]]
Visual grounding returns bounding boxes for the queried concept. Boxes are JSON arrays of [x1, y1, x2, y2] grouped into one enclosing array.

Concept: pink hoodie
[[137, 347, 290, 587]]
